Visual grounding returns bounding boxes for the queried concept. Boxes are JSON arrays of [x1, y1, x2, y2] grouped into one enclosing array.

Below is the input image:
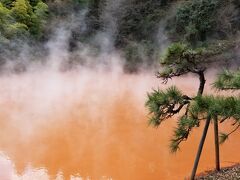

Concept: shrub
[[174, 0, 219, 44]]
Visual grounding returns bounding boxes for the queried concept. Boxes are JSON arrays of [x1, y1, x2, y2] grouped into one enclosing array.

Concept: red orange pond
[[0, 69, 239, 180]]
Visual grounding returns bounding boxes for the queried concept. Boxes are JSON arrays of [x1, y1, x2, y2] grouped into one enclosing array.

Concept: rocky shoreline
[[196, 164, 240, 180]]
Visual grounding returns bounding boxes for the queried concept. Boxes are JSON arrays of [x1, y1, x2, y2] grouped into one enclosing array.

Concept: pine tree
[[146, 41, 236, 179]]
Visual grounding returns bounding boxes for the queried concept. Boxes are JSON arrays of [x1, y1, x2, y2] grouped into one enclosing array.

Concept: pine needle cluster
[[213, 70, 240, 90], [145, 86, 190, 127]]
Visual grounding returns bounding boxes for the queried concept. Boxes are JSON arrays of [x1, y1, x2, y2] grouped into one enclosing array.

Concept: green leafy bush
[[174, 0, 219, 43], [116, 0, 168, 47], [0, 0, 48, 41]]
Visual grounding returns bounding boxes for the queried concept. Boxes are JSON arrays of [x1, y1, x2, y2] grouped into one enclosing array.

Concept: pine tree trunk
[[214, 115, 220, 171], [197, 70, 206, 96], [190, 116, 211, 180]]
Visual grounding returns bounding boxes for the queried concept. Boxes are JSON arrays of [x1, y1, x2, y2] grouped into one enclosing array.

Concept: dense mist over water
[[0, 67, 239, 180]]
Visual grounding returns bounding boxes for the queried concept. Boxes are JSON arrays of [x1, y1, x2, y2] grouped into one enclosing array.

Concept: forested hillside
[[0, 0, 239, 70]]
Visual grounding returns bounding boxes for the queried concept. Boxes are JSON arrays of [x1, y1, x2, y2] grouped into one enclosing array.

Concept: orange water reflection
[[0, 71, 239, 180]]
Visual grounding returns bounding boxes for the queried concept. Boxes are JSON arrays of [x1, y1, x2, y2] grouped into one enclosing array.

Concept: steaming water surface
[[0, 69, 239, 180]]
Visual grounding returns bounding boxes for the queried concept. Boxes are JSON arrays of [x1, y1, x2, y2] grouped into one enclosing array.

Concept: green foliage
[[11, 0, 32, 24], [146, 86, 240, 152], [158, 42, 206, 81], [30, 1, 48, 37], [190, 95, 239, 119], [146, 85, 198, 152], [212, 69, 240, 143], [190, 95, 240, 144], [161, 43, 188, 64], [34, 1, 48, 19], [158, 41, 236, 82], [29, 0, 39, 6], [0, 0, 48, 41], [170, 115, 199, 153], [174, 0, 219, 43], [5, 22, 29, 38], [84, 0, 101, 36], [148, 38, 239, 153], [0, 0, 14, 8], [144, 0, 239, 159], [116, 0, 168, 46], [0, 3, 11, 33], [145, 86, 185, 127], [213, 70, 240, 90]]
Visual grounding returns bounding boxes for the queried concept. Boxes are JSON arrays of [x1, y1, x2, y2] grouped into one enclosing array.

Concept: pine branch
[[170, 115, 199, 153], [146, 86, 192, 127], [219, 123, 240, 144], [213, 70, 240, 90]]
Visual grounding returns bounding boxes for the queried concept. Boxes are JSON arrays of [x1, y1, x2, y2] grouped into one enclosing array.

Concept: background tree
[[0, 0, 48, 41], [173, 0, 219, 44]]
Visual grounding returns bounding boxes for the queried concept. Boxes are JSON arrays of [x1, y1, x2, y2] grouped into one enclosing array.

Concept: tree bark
[[190, 69, 207, 180], [190, 115, 211, 180], [214, 115, 220, 171], [197, 70, 206, 96]]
